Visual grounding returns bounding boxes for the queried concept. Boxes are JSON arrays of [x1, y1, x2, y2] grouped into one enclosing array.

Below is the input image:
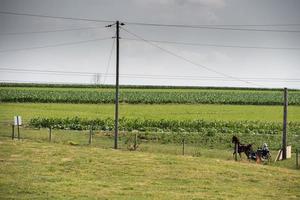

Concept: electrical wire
[[102, 75, 300, 83], [0, 68, 95, 76], [126, 22, 300, 27], [122, 37, 300, 50], [121, 27, 264, 87], [103, 39, 115, 84], [1, 11, 300, 33], [0, 37, 112, 53], [126, 22, 300, 33], [0, 79, 93, 84], [1, 68, 300, 83], [0, 11, 114, 23], [0, 26, 107, 36]]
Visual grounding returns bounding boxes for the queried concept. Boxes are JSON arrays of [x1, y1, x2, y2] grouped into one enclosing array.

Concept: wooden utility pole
[[114, 21, 120, 149], [282, 87, 288, 160], [106, 21, 124, 149]]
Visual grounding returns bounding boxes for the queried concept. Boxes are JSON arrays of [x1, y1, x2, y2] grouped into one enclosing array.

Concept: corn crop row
[[1, 87, 300, 105], [29, 117, 300, 135]]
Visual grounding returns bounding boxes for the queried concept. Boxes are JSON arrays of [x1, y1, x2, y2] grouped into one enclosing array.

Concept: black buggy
[[249, 143, 271, 162]]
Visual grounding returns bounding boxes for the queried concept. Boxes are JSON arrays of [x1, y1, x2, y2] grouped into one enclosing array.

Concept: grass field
[[1, 102, 300, 152], [1, 85, 300, 199], [1, 103, 300, 123], [0, 138, 299, 199]]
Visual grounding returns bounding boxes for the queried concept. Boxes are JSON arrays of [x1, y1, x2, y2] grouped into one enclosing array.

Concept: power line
[[126, 22, 300, 33], [1, 68, 300, 83], [113, 73, 300, 81], [0, 11, 114, 23], [1, 11, 300, 33], [122, 37, 300, 50], [121, 27, 264, 87], [0, 76, 299, 83], [128, 22, 300, 27], [108, 74, 300, 82], [0, 67, 95, 76], [0, 79, 94, 84], [0, 37, 112, 53], [103, 39, 115, 84], [103, 75, 300, 83], [0, 26, 107, 36]]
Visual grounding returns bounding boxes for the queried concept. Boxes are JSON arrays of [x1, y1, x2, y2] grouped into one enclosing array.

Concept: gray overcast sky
[[0, 0, 300, 88]]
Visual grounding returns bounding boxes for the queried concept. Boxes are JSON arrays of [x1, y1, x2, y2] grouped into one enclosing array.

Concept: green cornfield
[[29, 117, 300, 134], [1, 87, 300, 105]]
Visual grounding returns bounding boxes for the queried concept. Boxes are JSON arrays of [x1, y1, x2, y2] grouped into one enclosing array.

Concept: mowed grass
[[1, 103, 300, 123], [0, 138, 300, 199]]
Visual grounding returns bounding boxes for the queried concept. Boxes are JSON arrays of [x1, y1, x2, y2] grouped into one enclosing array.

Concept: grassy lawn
[[0, 138, 299, 199], [1, 103, 300, 123]]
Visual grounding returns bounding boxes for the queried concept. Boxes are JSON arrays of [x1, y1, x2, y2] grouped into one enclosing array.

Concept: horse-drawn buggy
[[232, 136, 271, 163]]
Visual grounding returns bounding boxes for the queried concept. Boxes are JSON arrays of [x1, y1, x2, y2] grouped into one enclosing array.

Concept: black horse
[[232, 136, 253, 159]]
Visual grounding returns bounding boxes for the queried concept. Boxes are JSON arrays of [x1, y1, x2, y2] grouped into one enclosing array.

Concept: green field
[[1, 86, 300, 105], [1, 103, 300, 122], [1, 85, 300, 199], [0, 138, 299, 199], [1, 103, 300, 150]]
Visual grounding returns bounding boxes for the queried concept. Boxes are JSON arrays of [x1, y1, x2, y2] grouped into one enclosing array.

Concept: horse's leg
[[256, 154, 261, 164]]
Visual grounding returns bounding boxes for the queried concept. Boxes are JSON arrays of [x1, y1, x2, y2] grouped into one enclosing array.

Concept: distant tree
[[92, 73, 101, 85]]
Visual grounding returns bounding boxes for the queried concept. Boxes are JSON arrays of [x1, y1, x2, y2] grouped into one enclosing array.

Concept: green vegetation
[[1, 84, 300, 199], [2, 82, 298, 91], [27, 117, 300, 150], [29, 116, 300, 136], [0, 138, 300, 199], [1, 102, 300, 149], [1, 86, 300, 105], [2, 103, 300, 123]]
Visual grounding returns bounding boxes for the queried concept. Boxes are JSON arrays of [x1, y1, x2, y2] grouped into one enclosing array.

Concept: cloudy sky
[[0, 0, 300, 88]]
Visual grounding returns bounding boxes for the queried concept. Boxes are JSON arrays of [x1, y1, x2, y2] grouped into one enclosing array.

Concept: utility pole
[[282, 87, 288, 160], [106, 21, 124, 149], [114, 20, 120, 149]]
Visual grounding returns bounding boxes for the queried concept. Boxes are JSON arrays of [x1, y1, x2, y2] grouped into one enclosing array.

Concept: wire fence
[[1, 121, 300, 168]]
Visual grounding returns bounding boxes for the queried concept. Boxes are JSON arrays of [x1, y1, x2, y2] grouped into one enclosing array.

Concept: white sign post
[[12, 116, 22, 140], [14, 116, 22, 126]]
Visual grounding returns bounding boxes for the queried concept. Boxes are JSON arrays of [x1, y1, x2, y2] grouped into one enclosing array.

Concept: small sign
[[14, 116, 22, 126], [275, 145, 292, 161], [287, 146, 292, 159]]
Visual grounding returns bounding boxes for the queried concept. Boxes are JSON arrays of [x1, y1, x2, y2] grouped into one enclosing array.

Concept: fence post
[[11, 125, 15, 140], [49, 127, 52, 142], [282, 87, 288, 160], [134, 133, 138, 149], [182, 138, 185, 156], [296, 149, 299, 169], [17, 124, 20, 140], [89, 127, 93, 145]]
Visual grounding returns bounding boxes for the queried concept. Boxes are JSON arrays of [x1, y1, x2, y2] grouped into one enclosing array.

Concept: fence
[[1, 121, 300, 167]]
